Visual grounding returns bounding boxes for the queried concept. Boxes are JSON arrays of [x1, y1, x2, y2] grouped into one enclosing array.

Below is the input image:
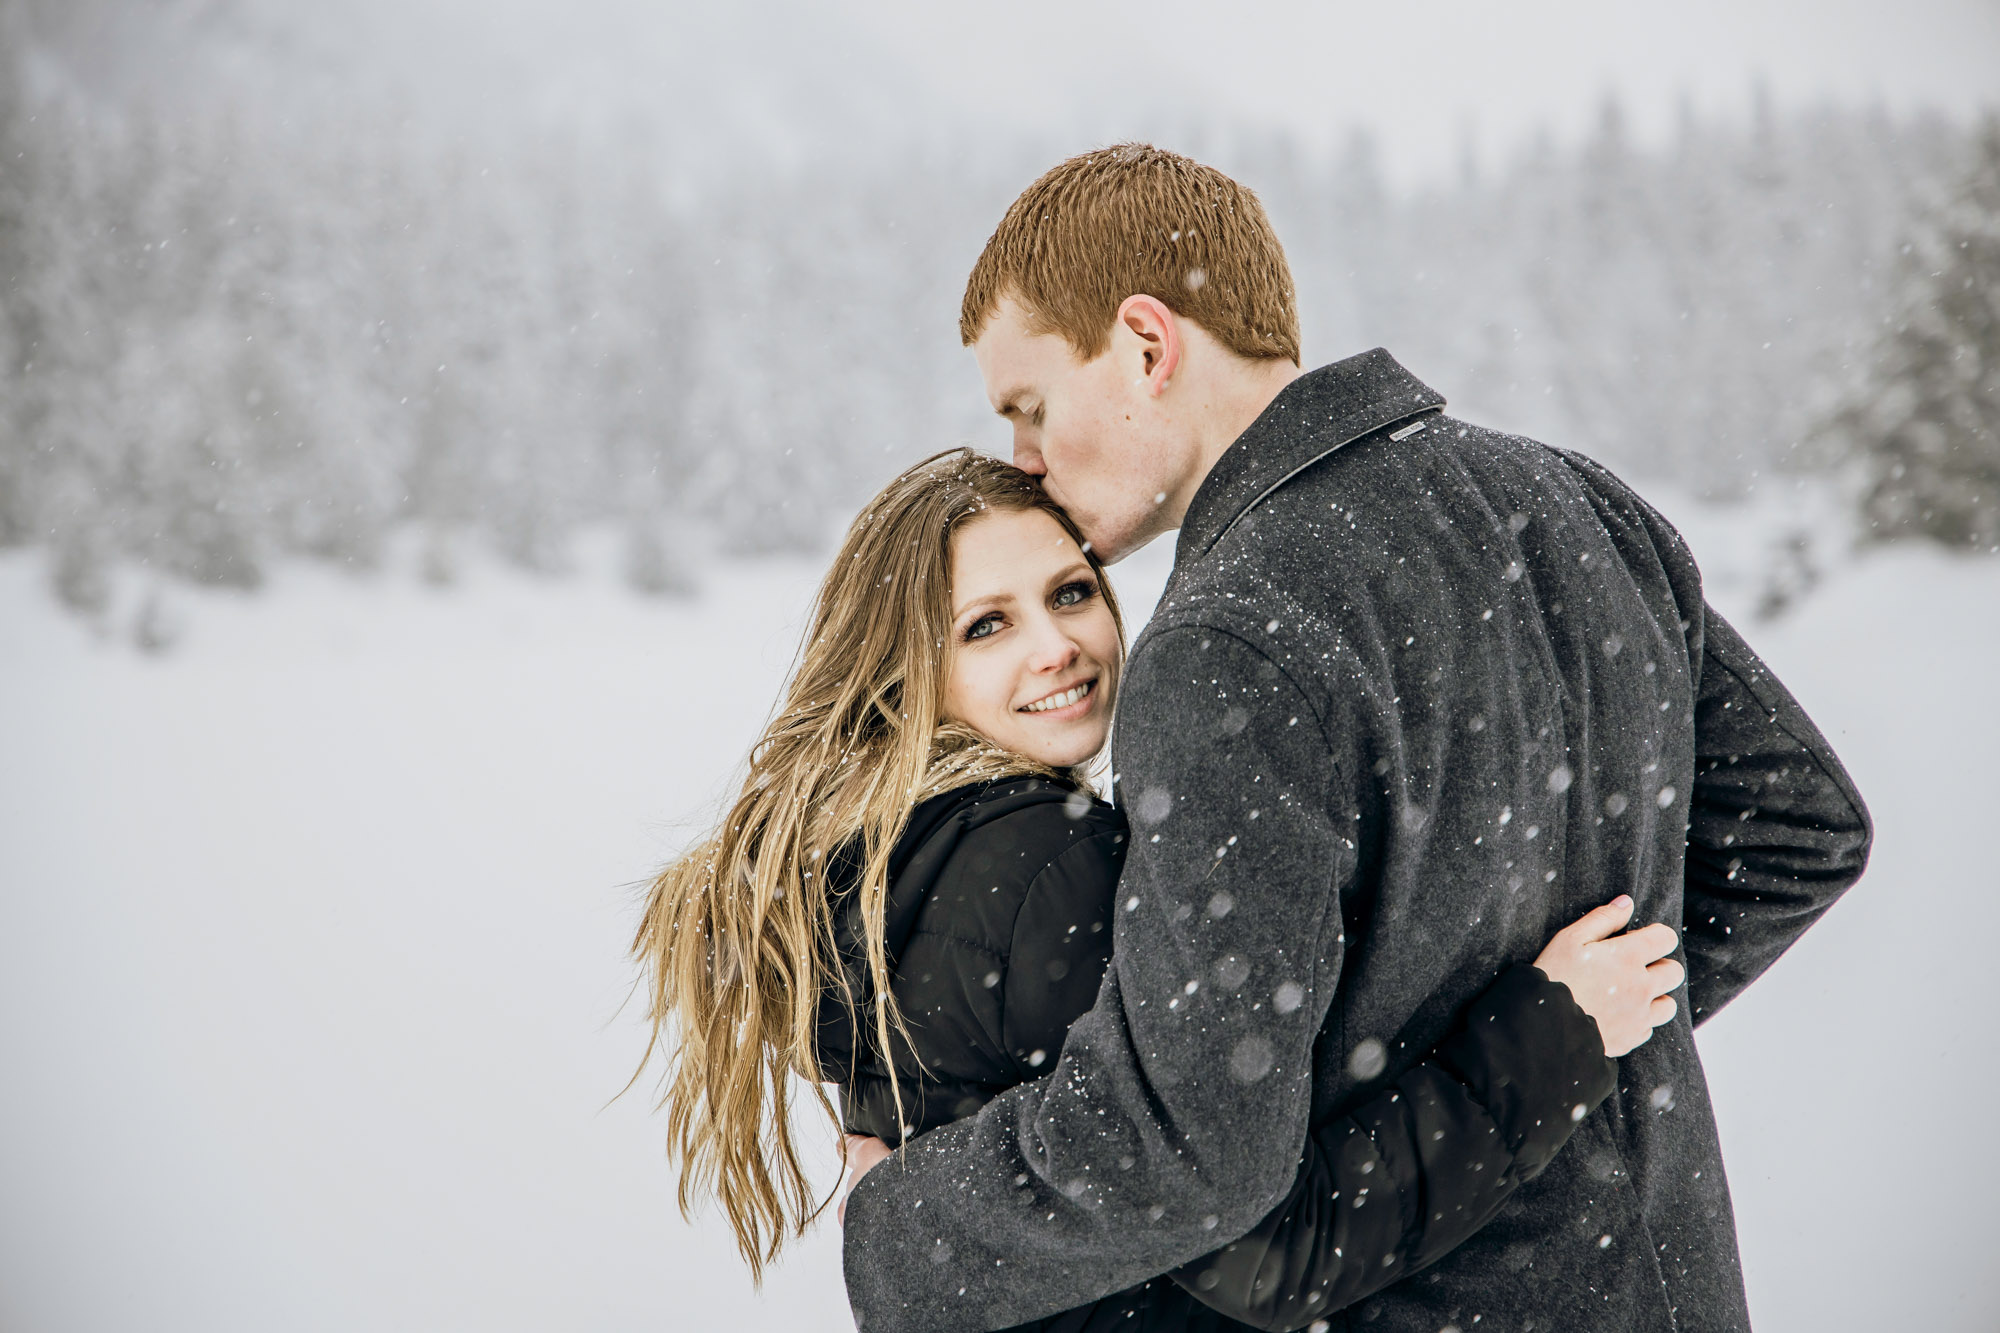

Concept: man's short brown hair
[[960, 143, 1300, 365]]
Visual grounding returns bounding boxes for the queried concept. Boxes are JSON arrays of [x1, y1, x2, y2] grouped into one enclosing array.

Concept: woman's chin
[[1008, 722, 1109, 771]]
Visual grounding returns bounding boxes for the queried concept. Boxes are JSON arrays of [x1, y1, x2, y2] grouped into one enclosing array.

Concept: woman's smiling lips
[[1018, 677, 1098, 719]]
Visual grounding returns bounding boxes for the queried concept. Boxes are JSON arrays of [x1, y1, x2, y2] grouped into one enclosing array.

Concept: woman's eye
[[1053, 581, 1097, 609], [964, 614, 1000, 641]]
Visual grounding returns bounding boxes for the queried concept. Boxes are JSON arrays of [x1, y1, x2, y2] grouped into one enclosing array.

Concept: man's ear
[[1115, 295, 1181, 396]]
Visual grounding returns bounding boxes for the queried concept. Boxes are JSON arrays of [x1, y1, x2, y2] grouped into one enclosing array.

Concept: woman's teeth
[[1023, 681, 1093, 713]]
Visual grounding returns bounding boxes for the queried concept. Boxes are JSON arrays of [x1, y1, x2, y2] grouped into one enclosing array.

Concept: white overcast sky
[[271, 0, 2000, 180], [43, 0, 2000, 187], [868, 0, 2000, 166]]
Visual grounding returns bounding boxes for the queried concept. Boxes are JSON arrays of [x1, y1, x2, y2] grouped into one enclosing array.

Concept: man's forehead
[[975, 298, 1069, 394]]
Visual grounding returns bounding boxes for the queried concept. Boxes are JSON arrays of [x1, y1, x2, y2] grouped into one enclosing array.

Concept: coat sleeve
[[1167, 963, 1616, 1331], [1682, 606, 1872, 1026], [841, 627, 1363, 1332]]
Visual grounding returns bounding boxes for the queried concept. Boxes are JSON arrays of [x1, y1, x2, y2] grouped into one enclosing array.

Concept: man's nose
[[1012, 431, 1045, 476]]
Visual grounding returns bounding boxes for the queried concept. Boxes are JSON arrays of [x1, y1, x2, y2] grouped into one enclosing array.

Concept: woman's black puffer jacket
[[815, 777, 1617, 1332]]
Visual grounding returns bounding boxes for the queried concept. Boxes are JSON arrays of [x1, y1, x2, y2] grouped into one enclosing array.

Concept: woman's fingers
[[1535, 900, 1690, 1057], [1560, 894, 1635, 945], [837, 1135, 894, 1226], [1622, 921, 1680, 961], [1557, 904, 1682, 961]]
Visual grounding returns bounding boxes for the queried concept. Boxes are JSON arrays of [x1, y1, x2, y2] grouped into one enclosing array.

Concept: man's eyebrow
[[993, 386, 1035, 417]]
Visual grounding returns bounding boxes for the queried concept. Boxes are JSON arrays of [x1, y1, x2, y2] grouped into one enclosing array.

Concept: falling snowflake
[[1230, 1037, 1275, 1082], [1134, 786, 1175, 825], [1348, 1037, 1387, 1080]]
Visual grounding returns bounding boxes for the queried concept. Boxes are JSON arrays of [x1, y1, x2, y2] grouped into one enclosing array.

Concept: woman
[[633, 449, 1682, 1330]]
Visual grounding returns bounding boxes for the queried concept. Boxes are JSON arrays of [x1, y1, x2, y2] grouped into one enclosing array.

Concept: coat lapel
[[1175, 348, 1446, 565]]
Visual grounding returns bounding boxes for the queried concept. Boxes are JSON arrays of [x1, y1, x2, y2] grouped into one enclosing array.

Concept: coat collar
[[1174, 348, 1445, 565]]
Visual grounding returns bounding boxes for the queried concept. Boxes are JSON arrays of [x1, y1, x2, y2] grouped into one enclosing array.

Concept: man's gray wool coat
[[842, 351, 1873, 1333]]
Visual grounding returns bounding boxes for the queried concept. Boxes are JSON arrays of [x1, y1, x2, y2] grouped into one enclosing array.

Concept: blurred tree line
[[1816, 119, 2000, 551], [1, 8, 1995, 621]]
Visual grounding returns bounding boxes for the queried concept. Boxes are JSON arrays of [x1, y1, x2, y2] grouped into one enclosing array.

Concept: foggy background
[[2, 1, 1997, 1330]]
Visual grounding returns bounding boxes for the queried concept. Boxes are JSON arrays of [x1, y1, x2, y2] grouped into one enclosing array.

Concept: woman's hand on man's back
[[838, 1134, 893, 1226], [1533, 896, 1685, 1057]]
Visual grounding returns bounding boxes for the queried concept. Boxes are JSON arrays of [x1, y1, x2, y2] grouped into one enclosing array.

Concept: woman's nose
[[1025, 619, 1080, 674]]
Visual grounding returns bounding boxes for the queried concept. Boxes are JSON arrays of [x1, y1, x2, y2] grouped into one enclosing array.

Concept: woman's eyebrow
[[952, 589, 1016, 620], [1044, 561, 1093, 588]]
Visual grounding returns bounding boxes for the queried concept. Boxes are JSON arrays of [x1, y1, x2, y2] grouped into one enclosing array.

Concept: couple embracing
[[636, 146, 1872, 1332]]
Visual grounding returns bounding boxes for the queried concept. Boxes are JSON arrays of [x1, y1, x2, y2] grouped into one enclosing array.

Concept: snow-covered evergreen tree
[[1827, 118, 2000, 551], [1, 0, 1989, 616]]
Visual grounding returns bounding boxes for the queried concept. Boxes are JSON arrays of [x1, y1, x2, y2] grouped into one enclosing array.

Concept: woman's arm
[[1170, 899, 1681, 1332]]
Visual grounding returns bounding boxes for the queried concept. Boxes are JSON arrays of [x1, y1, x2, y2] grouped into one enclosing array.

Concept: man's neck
[[1165, 356, 1305, 531]]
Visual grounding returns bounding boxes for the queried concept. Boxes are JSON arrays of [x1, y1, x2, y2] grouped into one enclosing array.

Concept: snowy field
[[2, 498, 1997, 1332]]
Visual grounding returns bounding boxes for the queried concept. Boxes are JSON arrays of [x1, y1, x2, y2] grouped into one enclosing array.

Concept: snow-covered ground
[[1, 502, 1996, 1332]]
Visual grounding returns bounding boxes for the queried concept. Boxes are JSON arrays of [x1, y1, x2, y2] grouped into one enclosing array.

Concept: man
[[841, 144, 1871, 1333]]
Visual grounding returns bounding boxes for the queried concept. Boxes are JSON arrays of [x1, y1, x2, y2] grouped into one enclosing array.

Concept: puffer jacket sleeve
[[841, 794, 1127, 1146], [1168, 962, 1615, 1330], [999, 830, 1125, 1081], [1682, 606, 1871, 1026]]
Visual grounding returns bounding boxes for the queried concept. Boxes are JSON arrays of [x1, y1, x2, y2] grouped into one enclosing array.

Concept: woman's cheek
[[972, 659, 1014, 738]]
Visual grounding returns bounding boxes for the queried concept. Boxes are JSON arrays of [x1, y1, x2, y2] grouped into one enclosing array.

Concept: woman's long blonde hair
[[632, 448, 1124, 1281]]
